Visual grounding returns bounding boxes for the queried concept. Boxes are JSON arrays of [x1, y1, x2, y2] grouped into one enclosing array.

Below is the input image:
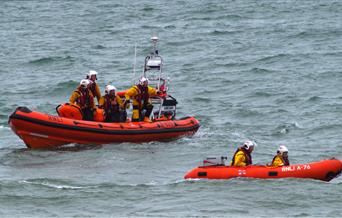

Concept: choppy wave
[[164, 25, 176, 29], [142, 6, 154, 11], [94, 44, 106, 49], [289, 30, 342, 39], [210, 30, 244, 36], [249, 91, 273, 98], [251, 67, 275, 74], [256, 53, 289, 63], [273, 121, 302, 135], [192, 97, 212, 103], [307, 96, 322, 102], [47, 80, 78, 95], [310, 124, 342, 133], [27, 56, 75, 65]]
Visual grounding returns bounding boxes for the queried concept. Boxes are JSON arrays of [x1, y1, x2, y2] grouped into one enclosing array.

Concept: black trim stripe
[[9, 113, 200, 135]]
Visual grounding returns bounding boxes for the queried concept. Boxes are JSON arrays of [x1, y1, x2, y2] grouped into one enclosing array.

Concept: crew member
[[124, 77, 160, 122], [230, 140, 256, 167], [99, 85, 126, 122], [69, 79, 95, 121], [86, 70, 101, 104], [269, 145, 290, 167]]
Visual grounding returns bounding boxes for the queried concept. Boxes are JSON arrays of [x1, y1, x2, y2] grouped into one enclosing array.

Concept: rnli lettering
[[281, 164, 311, 172], [47, 115, 63, 123], [282, 166, 294, 172]]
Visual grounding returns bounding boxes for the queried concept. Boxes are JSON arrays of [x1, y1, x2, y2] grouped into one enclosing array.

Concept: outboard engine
[[203, 156, 227, 166]]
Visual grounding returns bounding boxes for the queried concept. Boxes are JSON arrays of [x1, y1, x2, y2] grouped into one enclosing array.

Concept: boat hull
[[184, 159, 342, 182], [9, 107, 200, 149]]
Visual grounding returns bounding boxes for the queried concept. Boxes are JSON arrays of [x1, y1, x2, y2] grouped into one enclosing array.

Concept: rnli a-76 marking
[[281, 164, 311, 172]]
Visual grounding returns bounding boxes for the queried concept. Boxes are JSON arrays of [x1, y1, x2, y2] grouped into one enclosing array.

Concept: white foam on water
[[0, 125, 10, 130], [40, 182, 85, 189], [20, 180, 96, 190]]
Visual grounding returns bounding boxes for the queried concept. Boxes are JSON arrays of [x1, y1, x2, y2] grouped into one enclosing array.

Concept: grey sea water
[[1, 0, 342, 217]]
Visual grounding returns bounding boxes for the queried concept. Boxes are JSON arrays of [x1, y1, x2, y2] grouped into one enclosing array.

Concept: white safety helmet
[[139, 77, 149, 85], [243, 140, 256, 149], [105, 85, 116, 94], [80, 79, 91, 88], [277, 145, 288, 154], [87, 70, 98, 80]]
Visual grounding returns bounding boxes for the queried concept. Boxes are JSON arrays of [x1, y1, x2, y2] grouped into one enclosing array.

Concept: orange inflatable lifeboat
[[8, 107, 200, 149], [184, 157, 342, 182]]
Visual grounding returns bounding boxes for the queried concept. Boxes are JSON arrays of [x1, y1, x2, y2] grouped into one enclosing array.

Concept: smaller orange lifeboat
[[184, 157, 342, 182]]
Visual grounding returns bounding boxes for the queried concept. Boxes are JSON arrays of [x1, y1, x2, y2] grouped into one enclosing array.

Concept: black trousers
[[105, 111, 127, 123], [82, 108, 94, 121]]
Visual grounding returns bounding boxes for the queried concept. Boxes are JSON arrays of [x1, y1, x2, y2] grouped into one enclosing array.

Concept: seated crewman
[[269, 145, 290, 167], [230, 140, 256, 167]]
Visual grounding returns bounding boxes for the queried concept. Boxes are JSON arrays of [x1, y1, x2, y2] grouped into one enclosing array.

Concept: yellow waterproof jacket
[[99, 95, 124, 109], [124, 85, 157, 107], [90, 82, 101, 103], [230, 148, 252, 167], [271, 155, 286, 167], [231, 150, 247, 167], [69, 87, 95, 109]]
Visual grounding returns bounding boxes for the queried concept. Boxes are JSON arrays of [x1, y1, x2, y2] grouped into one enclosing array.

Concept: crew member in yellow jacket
[[99, 85, 126, 122], [124, 77, 160, 122], [230, 141, 256, 167], [86, 70, 102, 104], [269, 145, 290, 167], [69, 79, 95, 121]]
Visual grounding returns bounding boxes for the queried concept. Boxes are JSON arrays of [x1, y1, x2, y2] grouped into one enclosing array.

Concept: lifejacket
[[76, 88, 94, 109], [272, 154, 290, 166], [103, 95, 120, 114], [133, 85, 149, 108], [89, 82, 98, 97], [231, 147, 252, 166]]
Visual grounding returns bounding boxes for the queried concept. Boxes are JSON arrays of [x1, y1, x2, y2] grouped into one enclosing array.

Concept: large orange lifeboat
[[184, 157, 342, 182], [8, 107, 200, 149]]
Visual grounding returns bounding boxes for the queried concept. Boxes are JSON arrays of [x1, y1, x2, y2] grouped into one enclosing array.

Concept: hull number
[[281, 164, 311, 172]]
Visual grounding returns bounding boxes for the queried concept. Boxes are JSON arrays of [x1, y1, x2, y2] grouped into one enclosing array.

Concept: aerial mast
[[151, 35, 159, 56]]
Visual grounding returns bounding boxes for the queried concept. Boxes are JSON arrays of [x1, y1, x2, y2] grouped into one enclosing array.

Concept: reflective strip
[[29, 132, 49, 138]]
